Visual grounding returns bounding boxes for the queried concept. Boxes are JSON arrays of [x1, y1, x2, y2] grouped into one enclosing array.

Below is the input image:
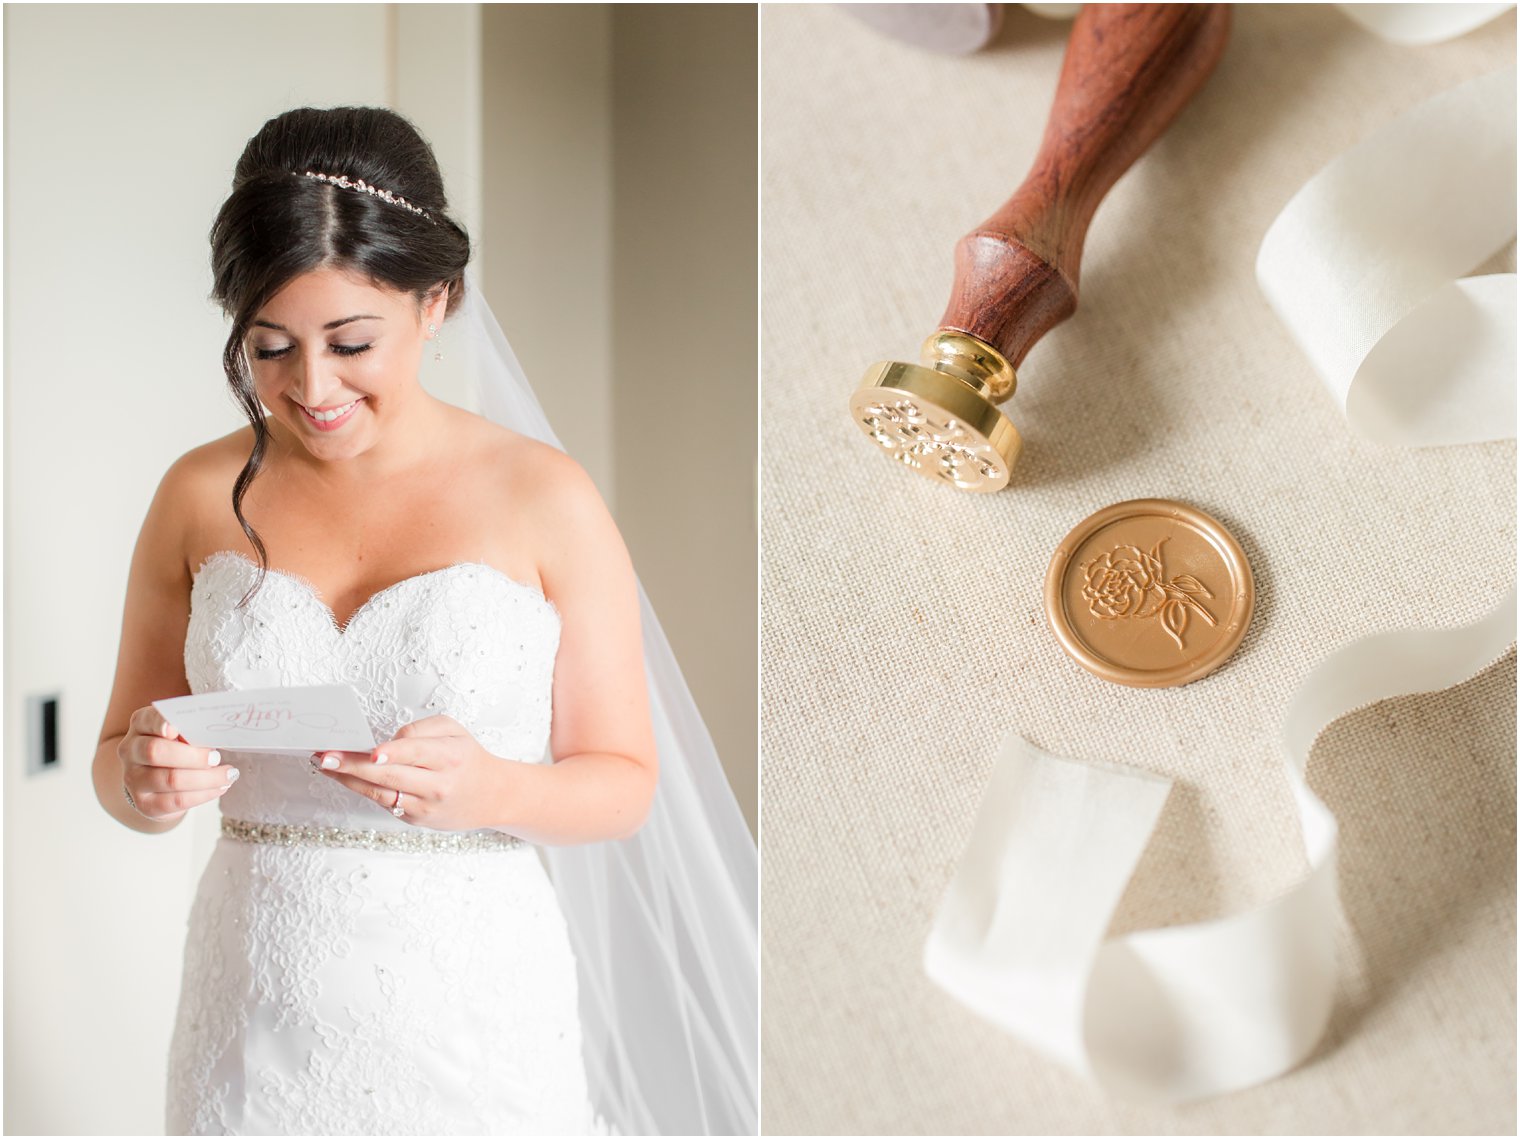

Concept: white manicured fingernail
[[207, 750, 221, 766], [226, 767, 240, 783], [162, 722, 178, 738], [374, 752, 388, 765], [321, 754, 340, 770]]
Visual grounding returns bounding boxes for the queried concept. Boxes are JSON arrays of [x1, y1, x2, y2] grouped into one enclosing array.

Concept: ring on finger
[[391, 789, 406, 818]]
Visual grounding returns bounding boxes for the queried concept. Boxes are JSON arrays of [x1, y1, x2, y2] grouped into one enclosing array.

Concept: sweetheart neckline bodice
[[193, 549, 559, 636], [185, 548, 564, 830]]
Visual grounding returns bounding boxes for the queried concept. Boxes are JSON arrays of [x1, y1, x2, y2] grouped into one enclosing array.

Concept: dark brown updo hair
[[208, 106, 471, 599]]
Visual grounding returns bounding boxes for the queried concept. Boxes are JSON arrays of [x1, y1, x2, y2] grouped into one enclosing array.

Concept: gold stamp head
[[1045, 499, 1254, 687], [849, 332, 1022, 492]]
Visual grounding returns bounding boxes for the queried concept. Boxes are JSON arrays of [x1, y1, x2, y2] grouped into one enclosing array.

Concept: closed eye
[[253, 343, 373, 361]]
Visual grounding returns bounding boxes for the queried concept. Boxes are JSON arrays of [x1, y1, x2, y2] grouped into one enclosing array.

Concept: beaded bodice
[[185, 550, 561, 831]]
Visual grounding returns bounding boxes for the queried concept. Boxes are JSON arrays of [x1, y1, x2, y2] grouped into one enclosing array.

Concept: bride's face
[[245, 265, 444, 461]]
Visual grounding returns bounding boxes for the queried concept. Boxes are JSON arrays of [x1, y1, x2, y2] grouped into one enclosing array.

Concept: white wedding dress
[[165, 550, 602, 1136]]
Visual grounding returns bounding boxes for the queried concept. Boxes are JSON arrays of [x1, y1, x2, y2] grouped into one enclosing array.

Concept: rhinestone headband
[[297, 170, 433, 221]]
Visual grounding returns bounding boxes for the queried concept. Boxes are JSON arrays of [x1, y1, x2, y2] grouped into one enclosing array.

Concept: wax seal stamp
[[1045, 499, 1253, 687], [849, 5, 1231, 491]]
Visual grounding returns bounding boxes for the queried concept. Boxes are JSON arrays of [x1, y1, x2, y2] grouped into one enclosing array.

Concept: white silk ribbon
[[1335, 3, 1515, 46], [926, 64, 1518, 1101], [926, 588, 1514, 1101], [1257, 66, 1516, 446]]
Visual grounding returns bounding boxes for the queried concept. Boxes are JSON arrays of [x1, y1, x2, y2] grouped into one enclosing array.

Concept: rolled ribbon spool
[[841, 4, 1006, 55], [850, 4, 1232, 492]]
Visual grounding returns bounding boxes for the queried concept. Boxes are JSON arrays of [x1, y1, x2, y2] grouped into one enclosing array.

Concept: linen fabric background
[[759, 4, 1516, 1135]]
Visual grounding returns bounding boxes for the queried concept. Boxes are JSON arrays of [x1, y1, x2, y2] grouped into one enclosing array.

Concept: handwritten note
[[153, 685, 378, 755]]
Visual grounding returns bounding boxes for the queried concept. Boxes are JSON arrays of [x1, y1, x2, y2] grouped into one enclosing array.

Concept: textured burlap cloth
[[759, 4, 1516, 1134]]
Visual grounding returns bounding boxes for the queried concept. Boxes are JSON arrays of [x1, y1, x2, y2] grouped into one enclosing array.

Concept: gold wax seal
[[1045, 499, 1254, 688]]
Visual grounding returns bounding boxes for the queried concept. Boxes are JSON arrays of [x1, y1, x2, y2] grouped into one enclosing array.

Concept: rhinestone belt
[[221, 816, 525, 853]]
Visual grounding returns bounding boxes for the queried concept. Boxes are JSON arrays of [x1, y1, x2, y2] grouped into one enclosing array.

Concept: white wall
[[480, 5, 616, 500], [4, 5, 395, 1134], [393, 3, 486, 416], [480, 4, 758, 829], [610, 5, 759, 832]]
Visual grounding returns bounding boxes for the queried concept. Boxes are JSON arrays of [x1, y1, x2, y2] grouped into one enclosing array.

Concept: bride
[[90, 106, 756, 1135]]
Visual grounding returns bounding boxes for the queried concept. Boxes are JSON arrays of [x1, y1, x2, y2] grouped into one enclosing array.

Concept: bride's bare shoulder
[[466, 415, 600, 510], [155, 425, 255, 505], [459, 416, 631, 601], [460, 414, 619, 566], [129, 426, 254, 582]]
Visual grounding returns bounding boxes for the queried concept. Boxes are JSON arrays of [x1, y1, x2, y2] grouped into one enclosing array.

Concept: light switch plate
[[25, 692, 61, 776]]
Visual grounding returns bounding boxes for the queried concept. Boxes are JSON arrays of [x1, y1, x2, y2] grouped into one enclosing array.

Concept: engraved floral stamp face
[[855, 399, 1006, 490], [1046, 500, 1253, 688]]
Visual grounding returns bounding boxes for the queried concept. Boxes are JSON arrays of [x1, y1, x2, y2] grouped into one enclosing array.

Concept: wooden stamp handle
[[938, 4, 1231, 366]]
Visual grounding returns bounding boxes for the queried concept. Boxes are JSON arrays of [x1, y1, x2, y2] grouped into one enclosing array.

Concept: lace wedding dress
[[164, 550, 602, 1136]]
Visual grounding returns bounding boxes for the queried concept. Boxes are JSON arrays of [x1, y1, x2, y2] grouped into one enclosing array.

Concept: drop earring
[[428, 321, 442, 362]]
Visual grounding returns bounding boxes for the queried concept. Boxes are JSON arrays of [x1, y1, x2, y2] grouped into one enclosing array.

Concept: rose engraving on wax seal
[[1080, 539, 1217, 650], [1045, 499, 1254, 688]]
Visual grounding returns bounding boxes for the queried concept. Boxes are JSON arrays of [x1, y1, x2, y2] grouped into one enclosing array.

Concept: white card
[[153, 685, 378, 755]]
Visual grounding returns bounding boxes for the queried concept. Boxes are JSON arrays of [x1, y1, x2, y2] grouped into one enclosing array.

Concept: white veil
[[457, 272, 759, 1136]]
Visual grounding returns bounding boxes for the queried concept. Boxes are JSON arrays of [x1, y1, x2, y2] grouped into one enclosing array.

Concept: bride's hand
[[312, 715, 506, 831], [119, 706, 239, 821]]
